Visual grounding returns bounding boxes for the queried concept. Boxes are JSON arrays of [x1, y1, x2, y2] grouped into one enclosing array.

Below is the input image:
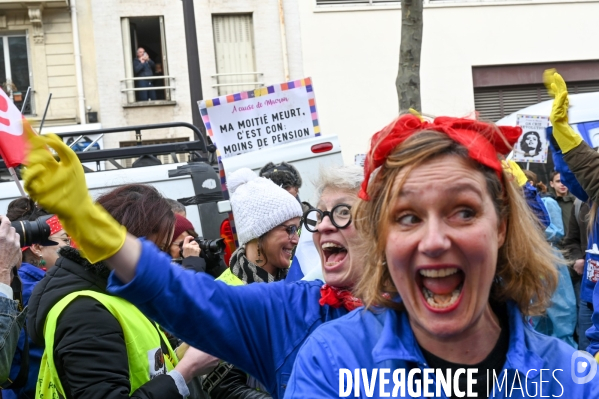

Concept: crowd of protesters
[[1, 69, 599, 398]]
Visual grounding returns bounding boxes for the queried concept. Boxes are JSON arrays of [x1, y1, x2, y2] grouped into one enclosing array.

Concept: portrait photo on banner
[[513, 114, 549, 163]]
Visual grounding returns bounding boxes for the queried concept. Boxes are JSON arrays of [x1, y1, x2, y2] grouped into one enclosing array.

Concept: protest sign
[[354, 154, 366, 167], [513, 114, 549, 163], [198, 78, 320, 158]]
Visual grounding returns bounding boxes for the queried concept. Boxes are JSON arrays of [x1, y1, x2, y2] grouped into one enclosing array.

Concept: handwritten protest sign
[[513, 114, 549, 163], [198, 78, 320, 159]]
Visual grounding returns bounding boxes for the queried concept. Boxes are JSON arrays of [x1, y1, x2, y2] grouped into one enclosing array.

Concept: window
[[121, 16, 172, 104], [212, 14, 260, 96], [0, 34, 33, 113]]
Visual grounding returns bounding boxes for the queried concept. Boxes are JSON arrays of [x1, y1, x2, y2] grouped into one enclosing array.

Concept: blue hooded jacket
[[107, 239, 348, 399], [285, 303, 599, 398]]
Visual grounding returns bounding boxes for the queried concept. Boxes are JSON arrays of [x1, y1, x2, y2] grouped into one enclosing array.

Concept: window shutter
[[474, 81, 599, 121], [213, 15, 257, 96]]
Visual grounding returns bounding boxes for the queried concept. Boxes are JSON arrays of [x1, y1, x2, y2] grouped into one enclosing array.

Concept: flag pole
[[8, 167, 26, 197]]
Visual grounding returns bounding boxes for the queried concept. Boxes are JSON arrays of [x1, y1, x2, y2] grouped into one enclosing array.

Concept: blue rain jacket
[[107, 239, 348, 399], [529, 257, 577, 349], [540, 197, 564, 243], [285, 302, 599, 398]]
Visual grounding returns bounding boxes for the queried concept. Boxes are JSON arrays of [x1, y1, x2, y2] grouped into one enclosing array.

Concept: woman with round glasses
[[21, 130, 367, 398]]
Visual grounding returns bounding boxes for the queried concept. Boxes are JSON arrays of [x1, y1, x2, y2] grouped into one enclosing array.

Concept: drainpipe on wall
[[277, 0, 290, 82], [70, 0, 86, 125]]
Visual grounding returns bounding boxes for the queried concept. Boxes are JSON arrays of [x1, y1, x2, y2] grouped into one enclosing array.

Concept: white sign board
[[354, 154, 366, 167], [198, 78, 320, 159], [513, 114, 549, 163]]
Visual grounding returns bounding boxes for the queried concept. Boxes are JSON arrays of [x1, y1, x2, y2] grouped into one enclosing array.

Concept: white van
[[0, 123, 343, 238]]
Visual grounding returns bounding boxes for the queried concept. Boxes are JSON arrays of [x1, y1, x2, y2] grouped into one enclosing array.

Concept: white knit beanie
[[228, 168, 303, 246]]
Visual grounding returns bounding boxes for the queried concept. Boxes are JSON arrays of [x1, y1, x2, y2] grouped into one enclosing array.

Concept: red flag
[[0, 89, 25, 167]]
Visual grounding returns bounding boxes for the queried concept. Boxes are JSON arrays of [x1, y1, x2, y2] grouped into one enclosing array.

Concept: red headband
[[359, 114, 522, 200]]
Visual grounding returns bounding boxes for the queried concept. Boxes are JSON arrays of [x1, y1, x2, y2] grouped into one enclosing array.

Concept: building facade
[[2, 0, 598, 167], [0, 0, 303, 167], [298, 0, 599, 163]]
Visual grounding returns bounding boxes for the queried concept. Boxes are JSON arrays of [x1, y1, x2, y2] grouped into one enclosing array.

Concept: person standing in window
[[133, 47, 156, 102]]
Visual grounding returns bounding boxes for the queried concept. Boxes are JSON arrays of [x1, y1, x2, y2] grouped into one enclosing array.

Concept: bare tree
[[396, 0, 423, 112]]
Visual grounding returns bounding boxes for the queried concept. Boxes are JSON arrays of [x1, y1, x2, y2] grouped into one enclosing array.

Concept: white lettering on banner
[[198, 78, 320, 159], [339, 368, 565, 398]]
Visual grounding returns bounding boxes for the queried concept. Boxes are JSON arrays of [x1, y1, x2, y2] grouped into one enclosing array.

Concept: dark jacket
[[4, 263, 45, 399], [563, 142, 599, 304], [209, 367, 270, 399], [180, 255, 227, 278], [133, 59, 155, 78], [563, 200, 590, 262], [555, 193, 575, 235], [563, 142, 599, 355], [27, 247, 182, 399]]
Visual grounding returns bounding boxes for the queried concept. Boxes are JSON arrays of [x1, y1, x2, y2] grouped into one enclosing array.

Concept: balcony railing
[[120, 75, 176, 105], [211, 72, 264, 95]]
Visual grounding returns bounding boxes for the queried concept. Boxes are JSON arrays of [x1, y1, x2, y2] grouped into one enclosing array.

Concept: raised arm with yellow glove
[[501, 159, 528, 187], [22, 130, 126, 264], [543, 69, 583, 154]]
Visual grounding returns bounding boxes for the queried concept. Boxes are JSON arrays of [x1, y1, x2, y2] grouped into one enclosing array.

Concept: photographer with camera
[[4, 198, 70, 399], [169, 214, 226, 278], [0, 215, 26, 387]]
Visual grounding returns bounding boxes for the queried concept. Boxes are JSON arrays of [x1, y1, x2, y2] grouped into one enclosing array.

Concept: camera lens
[[197, 238, 225, 254], [11, 215, 58, 248]]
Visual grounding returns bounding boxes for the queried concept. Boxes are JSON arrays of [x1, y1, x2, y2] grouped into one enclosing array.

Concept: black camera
[[11, 215, 58, 248], [195, 238, 225, 256]]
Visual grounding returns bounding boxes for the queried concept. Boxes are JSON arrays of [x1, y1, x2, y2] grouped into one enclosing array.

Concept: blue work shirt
[[107, 238, 348, 399], [285, 302, 599, 398]]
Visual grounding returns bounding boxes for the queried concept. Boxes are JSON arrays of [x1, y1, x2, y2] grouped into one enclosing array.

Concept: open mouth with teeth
[[321, 242, 348, 268], [417, 267, 465, 312]]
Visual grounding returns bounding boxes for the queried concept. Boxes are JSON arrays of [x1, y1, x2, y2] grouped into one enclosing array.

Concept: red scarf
[[359, 114, 522, 200], [319, 284, 363, 312]]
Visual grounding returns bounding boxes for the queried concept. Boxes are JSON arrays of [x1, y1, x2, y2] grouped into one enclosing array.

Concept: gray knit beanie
[[228, 168, 303, 246]]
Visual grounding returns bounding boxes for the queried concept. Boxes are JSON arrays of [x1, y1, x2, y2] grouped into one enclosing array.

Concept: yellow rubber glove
[[543, 69, 582, 154], [501, 160, 528, 187], [22, 129, 126, 264]]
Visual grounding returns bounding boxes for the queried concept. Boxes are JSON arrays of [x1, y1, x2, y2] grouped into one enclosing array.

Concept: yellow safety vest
[[37, 290, 177, 398], [216, 268, 245, 286]]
